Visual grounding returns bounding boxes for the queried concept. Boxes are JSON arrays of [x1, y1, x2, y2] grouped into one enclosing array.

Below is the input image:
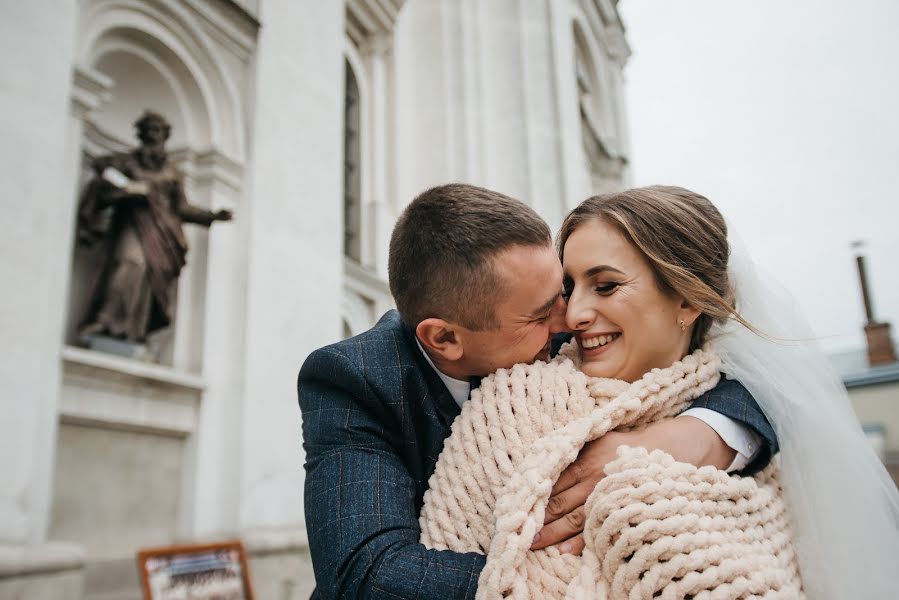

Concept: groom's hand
[[530, 417, 735, 555]]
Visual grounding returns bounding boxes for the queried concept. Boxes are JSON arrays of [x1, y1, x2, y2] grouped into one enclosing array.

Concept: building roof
[[828, 348, 899, 388]]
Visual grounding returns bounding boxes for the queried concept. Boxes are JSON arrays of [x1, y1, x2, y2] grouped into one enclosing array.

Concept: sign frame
[[136, 540, 255, 600]]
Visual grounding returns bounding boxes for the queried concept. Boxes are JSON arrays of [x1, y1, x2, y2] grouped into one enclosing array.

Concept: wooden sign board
[[137, 540, 255, 600]]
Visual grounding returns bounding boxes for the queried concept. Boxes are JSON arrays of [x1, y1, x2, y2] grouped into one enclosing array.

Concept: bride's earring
[[678, 319, 686, 331]]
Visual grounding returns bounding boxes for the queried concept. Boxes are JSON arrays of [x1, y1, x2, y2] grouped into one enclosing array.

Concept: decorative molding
[[594, 0, 621, 27], [359, 31, 392, 57], [78, 0, 250, 160], [346, 0, 407, 45], [70, 66, 114, 120], [182, 0, 260, 62], [343, 259, 392, 335], [344, 258, 390, 301], [60, 346, 203, 438], [581, 100, 627, 167], [79, 123, 243, 193], [81, 120, 131, 157], [173, 147, 244, 193], [582, 0, 631, 66]]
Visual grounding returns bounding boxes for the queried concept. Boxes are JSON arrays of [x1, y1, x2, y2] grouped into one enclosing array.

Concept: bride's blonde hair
[[557, 185, 756, 351]]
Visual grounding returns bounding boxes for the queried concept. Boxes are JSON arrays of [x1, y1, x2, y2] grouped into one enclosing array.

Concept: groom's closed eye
[[529, 293, 562, 322]]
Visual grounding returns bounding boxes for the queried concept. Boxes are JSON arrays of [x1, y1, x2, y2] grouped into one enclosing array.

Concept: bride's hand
[[530, 417, 735, 555]]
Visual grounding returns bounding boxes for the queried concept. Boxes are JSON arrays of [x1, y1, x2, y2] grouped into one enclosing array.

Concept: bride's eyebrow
[[584, 265, 625, 278]]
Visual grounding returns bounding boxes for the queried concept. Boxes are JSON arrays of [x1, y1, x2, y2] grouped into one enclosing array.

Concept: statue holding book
[[76, 110, 232, 344]]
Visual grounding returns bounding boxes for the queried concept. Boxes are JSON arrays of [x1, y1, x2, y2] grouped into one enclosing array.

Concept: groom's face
[[456, 243, 568, 377]]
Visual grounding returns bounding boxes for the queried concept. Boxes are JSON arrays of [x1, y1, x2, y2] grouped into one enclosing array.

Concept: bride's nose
[[565, 289, 593, 331]]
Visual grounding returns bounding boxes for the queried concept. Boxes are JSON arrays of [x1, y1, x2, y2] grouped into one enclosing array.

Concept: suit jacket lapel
[[423, 360, 462, 430]]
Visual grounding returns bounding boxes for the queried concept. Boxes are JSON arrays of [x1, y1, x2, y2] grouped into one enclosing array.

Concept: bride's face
[[562, 219, 693, 382]]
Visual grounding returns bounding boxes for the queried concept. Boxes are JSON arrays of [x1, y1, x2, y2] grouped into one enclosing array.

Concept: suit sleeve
[[298, 348, 485, 600], [688, 378, 779, 476]]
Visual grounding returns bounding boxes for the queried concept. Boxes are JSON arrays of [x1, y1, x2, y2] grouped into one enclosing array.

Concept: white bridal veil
[[708, 232, 899, 598]]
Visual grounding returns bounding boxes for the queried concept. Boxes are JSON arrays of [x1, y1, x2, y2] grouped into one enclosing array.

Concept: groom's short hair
[[389, 183, 551, 331]]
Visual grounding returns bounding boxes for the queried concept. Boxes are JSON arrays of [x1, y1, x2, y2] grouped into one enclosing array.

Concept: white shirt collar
[[415, 339, 470, 408]]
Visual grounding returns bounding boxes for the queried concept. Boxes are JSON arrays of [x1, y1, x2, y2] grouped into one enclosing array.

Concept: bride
[[419, 185, 899, 598]]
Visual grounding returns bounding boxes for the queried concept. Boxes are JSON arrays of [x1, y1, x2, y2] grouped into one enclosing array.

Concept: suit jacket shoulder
[[298, 310, 461, 491], [297, 311, 486, 598]]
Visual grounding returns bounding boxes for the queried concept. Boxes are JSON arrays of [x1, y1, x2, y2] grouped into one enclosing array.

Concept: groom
[[297, 184, 777, 599]]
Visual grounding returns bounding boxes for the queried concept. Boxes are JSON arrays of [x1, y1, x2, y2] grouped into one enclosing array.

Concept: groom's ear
[[416, 318, 464, 362]]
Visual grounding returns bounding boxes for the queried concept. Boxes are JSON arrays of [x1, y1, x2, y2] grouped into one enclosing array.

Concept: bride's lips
[[578, 332, 621, 358]]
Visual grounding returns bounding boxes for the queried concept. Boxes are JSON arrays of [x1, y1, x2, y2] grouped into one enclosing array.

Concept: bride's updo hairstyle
[[557, 185, 753, 352]]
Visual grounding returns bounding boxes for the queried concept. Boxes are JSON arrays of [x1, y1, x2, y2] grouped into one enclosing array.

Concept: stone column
[[0, 1, 88, 596], [361, 33, 393, 276], [231, 5, 345, 595], [0, 0, 76, 546], [238, 0, 345, 534], [176, 150, 247, 539], [392, 0, 568, 219]]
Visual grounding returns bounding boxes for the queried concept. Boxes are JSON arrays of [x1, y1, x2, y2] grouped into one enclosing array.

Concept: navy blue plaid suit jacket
[[298, 310, 777, 599]]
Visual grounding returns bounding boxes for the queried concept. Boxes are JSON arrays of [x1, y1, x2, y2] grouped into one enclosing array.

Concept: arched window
[[343, 59, 362, 263]]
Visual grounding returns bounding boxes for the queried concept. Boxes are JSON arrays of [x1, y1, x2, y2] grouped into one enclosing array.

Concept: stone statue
[[76, 110, 232, 343]]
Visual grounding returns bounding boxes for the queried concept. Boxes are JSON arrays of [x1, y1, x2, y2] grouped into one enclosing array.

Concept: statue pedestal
[[79, 335, 147, 361]]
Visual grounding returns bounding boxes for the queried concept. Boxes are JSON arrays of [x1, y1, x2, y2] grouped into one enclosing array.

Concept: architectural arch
[[77, 0, 244, 160]]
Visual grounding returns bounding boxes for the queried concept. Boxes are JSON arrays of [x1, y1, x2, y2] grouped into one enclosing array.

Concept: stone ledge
[[0, 542, 85, 578], [60, 347, 203, 437], [61, 346, 205, 391]]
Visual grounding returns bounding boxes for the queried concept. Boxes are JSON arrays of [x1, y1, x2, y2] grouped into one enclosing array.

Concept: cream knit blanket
[[419, 347, 804, 599]]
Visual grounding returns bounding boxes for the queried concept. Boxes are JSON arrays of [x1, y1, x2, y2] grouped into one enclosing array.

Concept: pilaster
[[0, 0, 80, 547], [237, 0, 345, 533]]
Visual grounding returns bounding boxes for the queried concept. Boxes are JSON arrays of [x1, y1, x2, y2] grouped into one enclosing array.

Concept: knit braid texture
[[419, 347, 803, 599]]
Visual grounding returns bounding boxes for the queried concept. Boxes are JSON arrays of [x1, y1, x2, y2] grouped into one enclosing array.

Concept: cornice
[[346, 0, 407, 45]]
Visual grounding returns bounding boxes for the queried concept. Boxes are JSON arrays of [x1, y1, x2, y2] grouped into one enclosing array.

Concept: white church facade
[[0, 1, 630, 598]]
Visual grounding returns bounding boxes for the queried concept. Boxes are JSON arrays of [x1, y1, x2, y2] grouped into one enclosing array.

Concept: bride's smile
[[561, 218, 698, 382]]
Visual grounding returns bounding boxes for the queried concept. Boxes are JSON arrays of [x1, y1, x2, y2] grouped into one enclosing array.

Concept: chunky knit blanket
[[419, 347, 804, 599]]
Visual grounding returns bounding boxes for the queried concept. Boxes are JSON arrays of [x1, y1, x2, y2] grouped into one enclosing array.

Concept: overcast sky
[[618, 0, 899, 353]]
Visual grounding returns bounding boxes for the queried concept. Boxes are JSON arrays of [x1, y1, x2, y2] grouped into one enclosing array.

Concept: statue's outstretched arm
[[171, 178, 226, 226]]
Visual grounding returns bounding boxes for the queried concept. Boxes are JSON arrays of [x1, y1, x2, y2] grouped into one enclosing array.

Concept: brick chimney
[[853, 242, 897, 366]]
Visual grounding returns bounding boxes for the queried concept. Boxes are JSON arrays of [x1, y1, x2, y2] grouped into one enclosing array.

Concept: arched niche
[[77, 0, 244, 159], [67, 0, 246, 372]]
